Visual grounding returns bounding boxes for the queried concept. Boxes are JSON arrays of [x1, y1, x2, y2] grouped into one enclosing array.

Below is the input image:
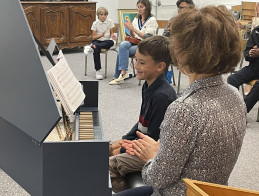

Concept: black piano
[[0, 0, 111, 195]]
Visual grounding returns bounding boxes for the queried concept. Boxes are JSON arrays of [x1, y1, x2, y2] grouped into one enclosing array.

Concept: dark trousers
[[113, 186, 153, 196], [227, 65, 259, 112], [92, 40, 114, 71]]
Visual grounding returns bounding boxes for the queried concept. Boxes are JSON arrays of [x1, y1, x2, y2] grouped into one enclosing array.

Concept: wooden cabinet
[[22, 2, 96, 49]]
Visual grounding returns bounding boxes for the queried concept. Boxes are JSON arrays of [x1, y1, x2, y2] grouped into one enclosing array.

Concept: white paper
[[47, 57, 85, 115]]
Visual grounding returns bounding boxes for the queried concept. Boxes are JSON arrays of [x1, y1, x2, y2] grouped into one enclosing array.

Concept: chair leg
[[257, 105, 259, 122], [239, 55, 245, 69], [177, 71, 181, 95], [105, 52, 107, 78], [241, 84, 245, 98], [85, 55, 87, 76], [129, 57, 141, 85], [171, 65, 176, 86], [131, 58, 136, 77]]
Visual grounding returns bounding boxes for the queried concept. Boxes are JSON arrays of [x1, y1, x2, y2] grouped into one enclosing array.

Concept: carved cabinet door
[[40, 6, 68, 45], [69, 6, 95, 44], [23, 5, 40, 40]]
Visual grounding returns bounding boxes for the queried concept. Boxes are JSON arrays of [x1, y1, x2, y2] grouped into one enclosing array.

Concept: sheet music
[[47, 57, 85, 115]]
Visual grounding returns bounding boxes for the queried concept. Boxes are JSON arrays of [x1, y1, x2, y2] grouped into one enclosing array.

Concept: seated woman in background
[[109, 0, 158, 85], [116, 5, 247, 196]]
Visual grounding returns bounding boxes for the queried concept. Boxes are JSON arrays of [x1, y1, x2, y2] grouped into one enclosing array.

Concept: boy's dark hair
[[137, 0, 152, 20], [138, 35, 171, 71], [176, 0, 194, 8]]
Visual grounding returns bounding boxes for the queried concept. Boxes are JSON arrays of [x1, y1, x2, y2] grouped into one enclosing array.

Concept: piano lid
[[0, 0, 61, 143]]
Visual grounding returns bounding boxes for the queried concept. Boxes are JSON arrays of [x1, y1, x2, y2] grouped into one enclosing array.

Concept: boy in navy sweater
[[109, 36, 177, 192]]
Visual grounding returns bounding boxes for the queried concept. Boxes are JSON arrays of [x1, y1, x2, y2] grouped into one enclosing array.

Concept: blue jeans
[[114, 41, 137, 78]]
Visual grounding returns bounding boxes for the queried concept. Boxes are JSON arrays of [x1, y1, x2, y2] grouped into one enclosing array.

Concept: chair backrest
[[247, 79, 259, 86], [241, 38, 247, 52], [157, 20, 169, 35], [110, 23, 120, 49], [113, 23, 119, 34], [157, 20, 169, 29]]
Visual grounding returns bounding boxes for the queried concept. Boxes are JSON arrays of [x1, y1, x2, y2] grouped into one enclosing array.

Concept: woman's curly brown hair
[[170, 6, 241, 75]]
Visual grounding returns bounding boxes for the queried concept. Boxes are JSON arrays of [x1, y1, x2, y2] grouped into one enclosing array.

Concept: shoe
[[96, 70, 103, 80], [116, 72, 130, 81], [109, 73, 129, 85], [84, 45, 93, 55], [122, 72, 130, 80], [109, 78, 124, 85]]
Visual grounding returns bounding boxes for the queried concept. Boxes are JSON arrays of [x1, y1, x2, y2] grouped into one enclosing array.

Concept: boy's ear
[[157, 62, 167, 72]]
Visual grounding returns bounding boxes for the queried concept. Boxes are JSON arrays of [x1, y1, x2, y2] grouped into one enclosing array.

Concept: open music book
[[47, 57, 85, 115]]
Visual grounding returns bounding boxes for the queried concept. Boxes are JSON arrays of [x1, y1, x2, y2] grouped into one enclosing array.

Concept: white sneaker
[[109, 72, 129, 85], [84, 45, 93, 55], [122, 72, 130, 80], [109, 78, 124, 85], [96, 70, 103, 80]]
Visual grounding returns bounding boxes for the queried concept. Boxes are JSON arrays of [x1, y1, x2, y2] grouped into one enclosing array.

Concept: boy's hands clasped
[[120, 131, 160, 164]]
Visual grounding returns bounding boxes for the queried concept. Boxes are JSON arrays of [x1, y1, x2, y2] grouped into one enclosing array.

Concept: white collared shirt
[[91, 18, 114, 41]]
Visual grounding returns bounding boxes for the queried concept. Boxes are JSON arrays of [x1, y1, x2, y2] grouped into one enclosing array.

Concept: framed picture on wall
[[118, 9, 138, 41]]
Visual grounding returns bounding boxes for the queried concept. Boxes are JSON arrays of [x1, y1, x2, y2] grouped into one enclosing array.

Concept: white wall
[[94, 0, 256, 24], [92, 0, 257, 42], [153, 0, 257, 20], [118, 0, 138, 9], [88, 0, 119, 22], [93, 0, 254, 38]]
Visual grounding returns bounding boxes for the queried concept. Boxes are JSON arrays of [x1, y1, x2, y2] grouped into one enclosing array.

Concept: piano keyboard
[[79, 112, 95, 140], [45, 112, 95, 142]]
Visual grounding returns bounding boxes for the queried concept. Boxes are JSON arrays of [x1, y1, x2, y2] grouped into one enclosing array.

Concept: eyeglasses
[[178, 6, 188, 10]]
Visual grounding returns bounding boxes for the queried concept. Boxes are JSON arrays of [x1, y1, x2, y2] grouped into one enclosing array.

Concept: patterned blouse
[[142, 75, 247, 196]]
